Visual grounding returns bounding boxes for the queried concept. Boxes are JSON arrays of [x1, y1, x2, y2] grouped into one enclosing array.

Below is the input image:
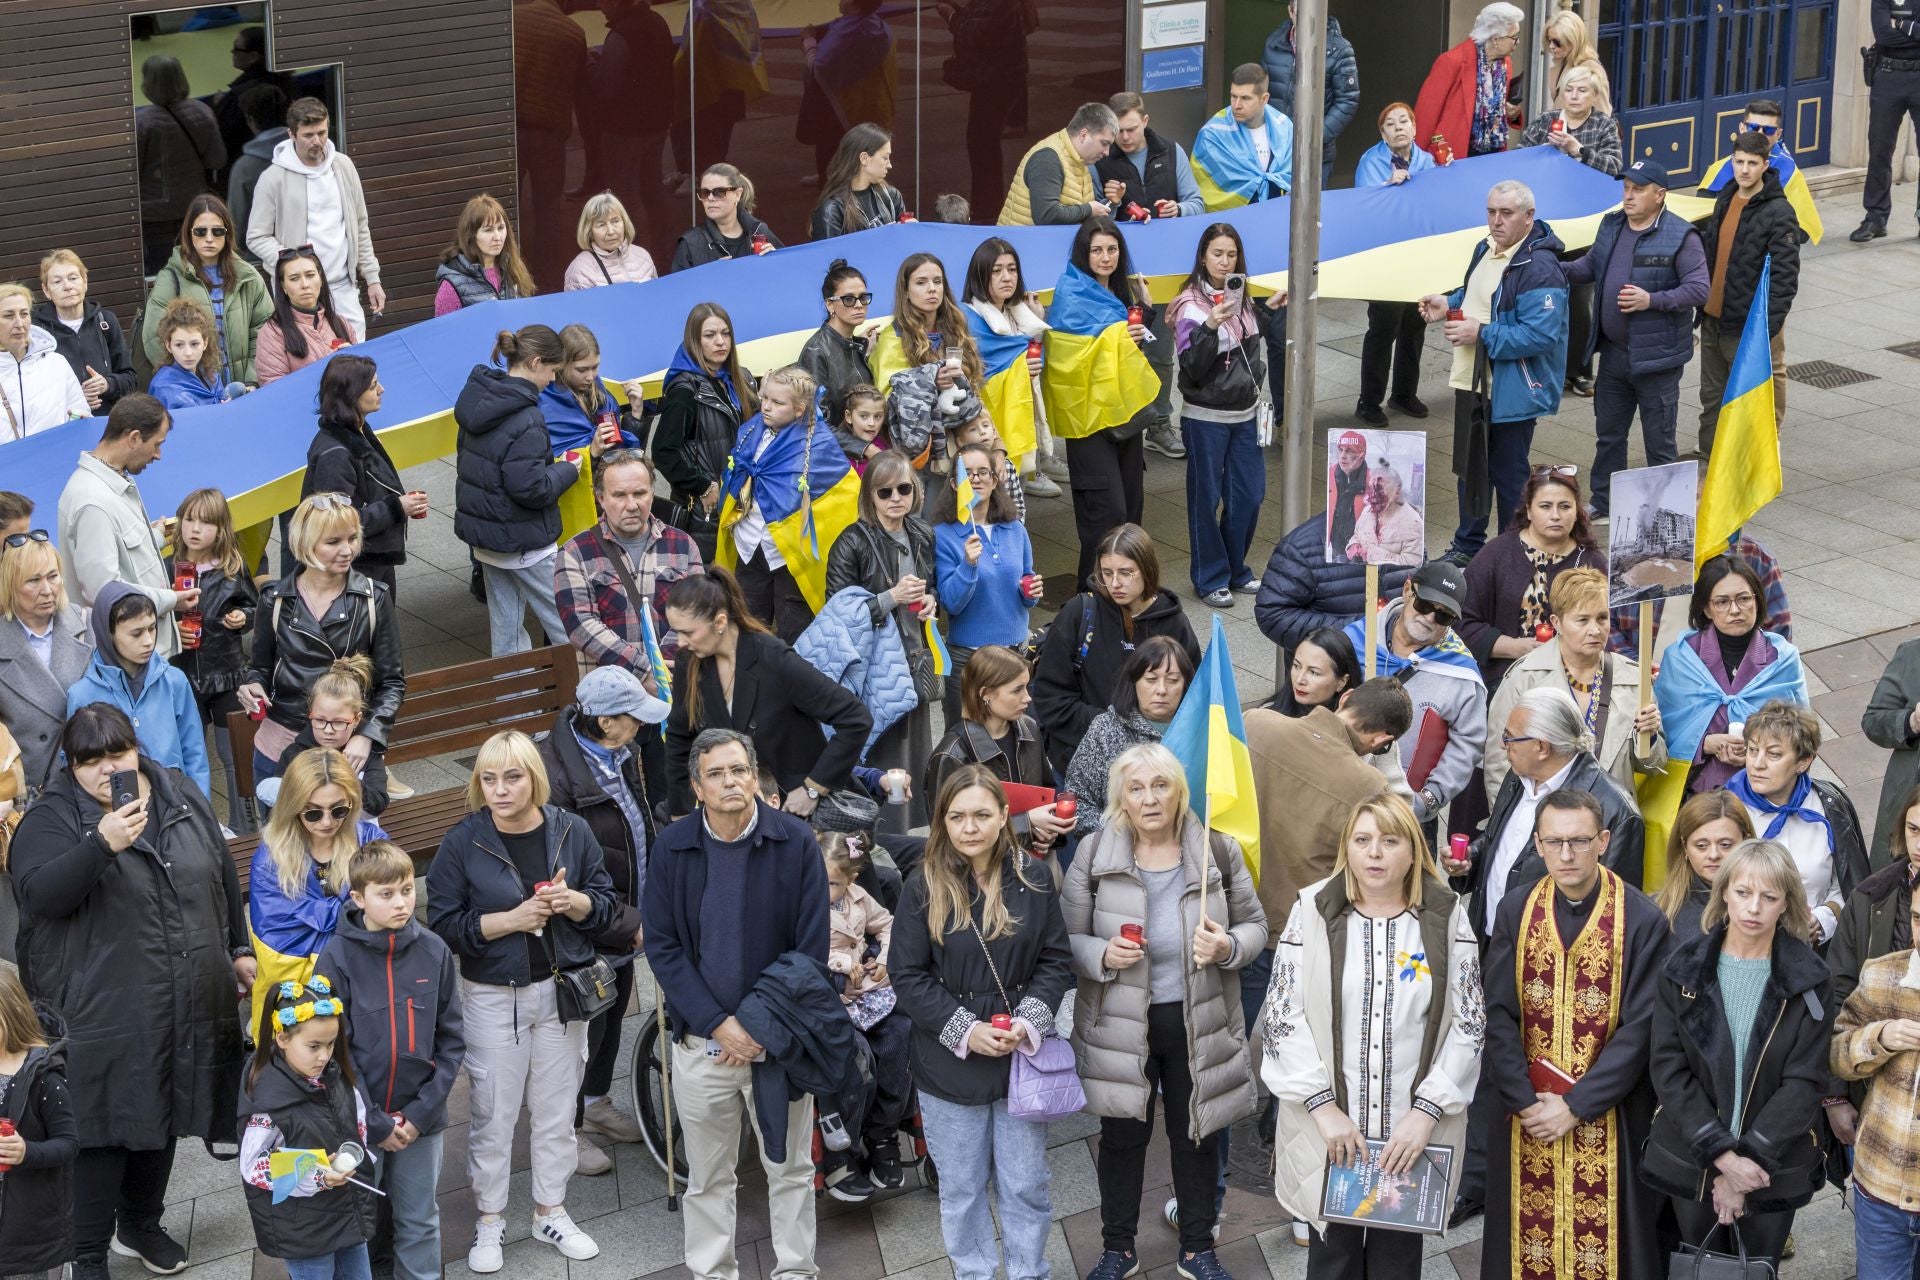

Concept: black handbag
[[544, 927, 619, 1025], [1667, 1223, 1777, 1280]]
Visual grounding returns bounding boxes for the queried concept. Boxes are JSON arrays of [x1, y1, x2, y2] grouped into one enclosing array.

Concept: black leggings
[[72, 1141, 176, 1261], [735, 546, 814, 644], [1094, 1001, 1220, 1254], [1064, 429, 1145, 589]]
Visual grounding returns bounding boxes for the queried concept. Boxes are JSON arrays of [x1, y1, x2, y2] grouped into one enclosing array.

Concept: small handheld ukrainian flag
[[955, 471, 978, 526], [638, 606, 673, 738], [1160, 614, 1261, 887], [925, 612, 952, 677], [1696, 256, 1782, 561]]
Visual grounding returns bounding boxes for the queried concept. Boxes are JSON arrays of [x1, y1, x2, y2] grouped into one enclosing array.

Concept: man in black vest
[[1557, 160, 1709, 516], [1096, 91, 1206, 460], [1853, 0, 1920, 241]]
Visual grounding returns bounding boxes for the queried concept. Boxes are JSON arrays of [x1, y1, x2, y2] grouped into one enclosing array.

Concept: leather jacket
[[245, 570, 406, 746]]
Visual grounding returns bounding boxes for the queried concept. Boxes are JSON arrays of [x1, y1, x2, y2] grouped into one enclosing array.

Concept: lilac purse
[[973, 922, 1086, 1122]]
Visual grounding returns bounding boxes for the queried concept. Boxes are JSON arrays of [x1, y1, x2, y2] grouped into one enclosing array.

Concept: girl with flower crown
[[239, 976, 376, 1279]]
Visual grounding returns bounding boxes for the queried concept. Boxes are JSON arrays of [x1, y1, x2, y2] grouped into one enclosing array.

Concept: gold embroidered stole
[[1511, 870, 1625, 1280]]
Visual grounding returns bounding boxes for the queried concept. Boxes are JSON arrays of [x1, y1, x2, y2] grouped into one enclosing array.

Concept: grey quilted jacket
[[1061, 817, 1268, 1140]]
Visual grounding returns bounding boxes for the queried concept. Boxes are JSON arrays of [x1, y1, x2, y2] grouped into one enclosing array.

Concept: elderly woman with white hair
[[1342, 458, 1425, 566], [1414, 2, 1526, 163], [562, 191, 659, 291], [1061, 742, 1267, 1280]]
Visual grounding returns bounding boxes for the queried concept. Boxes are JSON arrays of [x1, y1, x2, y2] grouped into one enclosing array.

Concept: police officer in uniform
[[1853, 0, 1920, 241]]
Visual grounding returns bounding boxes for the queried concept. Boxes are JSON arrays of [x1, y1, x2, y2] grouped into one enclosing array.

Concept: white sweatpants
[[461, 978, 587, 1212]]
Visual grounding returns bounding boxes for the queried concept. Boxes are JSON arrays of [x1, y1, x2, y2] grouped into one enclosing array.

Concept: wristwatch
[[1419, 787, 1441, 816], [805, 782, 824, 803]]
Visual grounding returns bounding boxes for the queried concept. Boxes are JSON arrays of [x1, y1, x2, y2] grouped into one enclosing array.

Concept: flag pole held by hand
[[1636, 600, 1656, 759]]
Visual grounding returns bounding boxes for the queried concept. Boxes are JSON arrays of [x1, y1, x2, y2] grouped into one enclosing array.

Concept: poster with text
[[1326, 428, 1427, 566], [1607, 461, 1699, 607]]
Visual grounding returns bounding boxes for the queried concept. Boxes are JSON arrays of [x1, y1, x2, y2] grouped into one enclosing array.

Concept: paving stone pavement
[[154, 187, 1920, 1278]]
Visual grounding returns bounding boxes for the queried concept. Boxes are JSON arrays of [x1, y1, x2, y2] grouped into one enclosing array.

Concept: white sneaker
[[1022, 470, 1062, 498], [467, 1215, 506, 1273], [1039, 452, 1071, 481], [575, 1131, 613, 1176], [1293, 1219, 1311, 1246], [533, 1208, 600, 1260]]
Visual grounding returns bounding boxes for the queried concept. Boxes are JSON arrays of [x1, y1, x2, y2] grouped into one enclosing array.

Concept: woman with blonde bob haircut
[[247, 746, 385, 1027], [1645, 838, 1829, 1269], [564, 191, 658, 290], [889, 765, 1072, 1280], [0, 534, 93, 794], [427, 728, 616, 1268], [1064, 742, 1266, 1276], [1263, 791, 1483, 1275]]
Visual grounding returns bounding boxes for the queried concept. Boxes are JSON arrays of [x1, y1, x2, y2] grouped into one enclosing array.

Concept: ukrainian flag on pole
[[962, 312, 1040, 461], [1039, 264, 1160, 441], [1696, 256, 1783, 561], [1160, 614, 1261, 887]]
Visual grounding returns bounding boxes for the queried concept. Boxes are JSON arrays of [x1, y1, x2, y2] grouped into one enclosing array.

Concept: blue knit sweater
[[934, 520, 1037, 651]]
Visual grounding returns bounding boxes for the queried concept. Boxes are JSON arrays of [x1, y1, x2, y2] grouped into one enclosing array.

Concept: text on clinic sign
[[1140, 0, 1206, 50]]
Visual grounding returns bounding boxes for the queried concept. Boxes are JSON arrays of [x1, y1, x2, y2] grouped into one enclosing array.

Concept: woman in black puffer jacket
[[302, 354, 420, 594], [454, 324, 607, 658], [238, 494, 406, 786], [1646, 838, 1834, 1269], [652, 302, 757, 561]]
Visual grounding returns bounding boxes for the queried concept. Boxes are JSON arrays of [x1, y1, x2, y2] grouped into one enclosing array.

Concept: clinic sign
[[1140, 0, 1205, 92]]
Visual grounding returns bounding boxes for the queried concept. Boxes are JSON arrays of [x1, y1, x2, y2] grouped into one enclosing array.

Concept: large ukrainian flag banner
[[714, 412, 860, 613], [1700, 142, 1824, 244], [1161, 615, 1261, 888], [1039, 265, 1160, 440], [961, 312, 1040, 460], [1696, 257, 1782, 561]]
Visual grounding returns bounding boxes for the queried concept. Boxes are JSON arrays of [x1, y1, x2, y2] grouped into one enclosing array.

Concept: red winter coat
[[1414, 38, 1511, 162]]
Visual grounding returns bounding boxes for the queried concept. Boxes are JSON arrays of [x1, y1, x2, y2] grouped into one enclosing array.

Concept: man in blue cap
[[1556, 159, 1709, 517]]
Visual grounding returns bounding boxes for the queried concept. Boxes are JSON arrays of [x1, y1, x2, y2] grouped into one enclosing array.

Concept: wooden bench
[[223, 644, 582, 893]]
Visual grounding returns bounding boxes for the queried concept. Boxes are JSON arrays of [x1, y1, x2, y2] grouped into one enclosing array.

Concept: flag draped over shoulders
[[715, 412, 860, 612], [1702, 143, 1823, 243], [962, 309, 1039, 460], [1038, 264, 1159, 441], [1191, 104, 1294, 210], [1653, 628, 1806, 764]]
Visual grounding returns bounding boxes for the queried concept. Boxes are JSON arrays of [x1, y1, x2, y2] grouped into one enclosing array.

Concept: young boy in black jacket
[[315, 841, 466, 1280]]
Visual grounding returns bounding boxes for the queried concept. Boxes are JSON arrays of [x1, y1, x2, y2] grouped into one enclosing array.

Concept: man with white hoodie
[[245, 97, 385, 335], [1341, 559, 1489, 833]]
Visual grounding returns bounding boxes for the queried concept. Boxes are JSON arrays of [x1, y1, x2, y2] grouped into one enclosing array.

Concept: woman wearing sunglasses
[[139, 194, 272, 387], [668, 163, 782, 273], [825, 452, 939, 825], [245, 745, 386, 1030], [797, 259, 877, 425], [1459, 465, 1605, 689]]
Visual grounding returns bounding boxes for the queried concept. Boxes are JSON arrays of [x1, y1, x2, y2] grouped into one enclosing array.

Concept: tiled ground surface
[[148, 188, 1920, 1278]]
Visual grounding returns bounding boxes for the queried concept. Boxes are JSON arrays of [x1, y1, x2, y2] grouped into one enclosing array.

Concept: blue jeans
[[918, 1093, 1052, 1280], [1214, 946, 1274, 1213], [1590, 345, 1681, 515], [376, 1130, 444, 1280], [285, 1243, 373, 1280], [1183, 415, 1266, 594], [479, 555, 567, 657], [1450, 390, 1536, 556], [1856, 1185, 1920, 1280]]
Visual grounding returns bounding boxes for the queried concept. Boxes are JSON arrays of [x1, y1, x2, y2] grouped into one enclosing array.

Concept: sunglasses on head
[[874, 483, 914, 500], [276, 243, 318, 262], [832, 292, 875, 307], [301, 803, 353, 824], [697, 186, 738, 200], [1532, 463, 1578, 478], [1412, 597, 1458, 626], [191, 225, 229, 239], [3, 529, 50, 550]]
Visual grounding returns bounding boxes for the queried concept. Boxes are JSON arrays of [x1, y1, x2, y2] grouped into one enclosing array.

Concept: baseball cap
[[1623, 159, 1670, 189], [576, 665, 671, 725], [1411, 560, 1468, 618], [1337, 430, 1368, 451]]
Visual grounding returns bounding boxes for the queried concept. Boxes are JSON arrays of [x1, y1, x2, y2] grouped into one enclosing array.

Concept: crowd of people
[[4, 5, 1920, 1280]]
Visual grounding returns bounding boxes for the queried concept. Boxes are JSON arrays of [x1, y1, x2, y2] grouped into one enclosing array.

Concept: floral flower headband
[[272, 976, 345, 1030]]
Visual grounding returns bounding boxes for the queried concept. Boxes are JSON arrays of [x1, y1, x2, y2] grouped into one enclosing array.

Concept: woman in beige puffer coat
[[1060, 742, 1268, 1277]]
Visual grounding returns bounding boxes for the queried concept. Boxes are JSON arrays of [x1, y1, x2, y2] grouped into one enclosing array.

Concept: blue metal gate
[[1600, 0, 1834, 186]]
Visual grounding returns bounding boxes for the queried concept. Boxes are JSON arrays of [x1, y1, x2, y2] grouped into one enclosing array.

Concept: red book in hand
[[1529, 1058, 1578, 1095]]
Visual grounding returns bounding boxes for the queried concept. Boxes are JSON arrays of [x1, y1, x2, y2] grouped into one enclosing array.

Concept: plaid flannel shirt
[[554, 517, 703, 669], [1832, 948, 1920, 1212]]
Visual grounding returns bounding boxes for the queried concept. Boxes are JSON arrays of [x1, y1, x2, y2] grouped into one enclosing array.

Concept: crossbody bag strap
[[601, 531, 651, 634], [0, 376, 20, 441], [969, 917, 1015, 1017]]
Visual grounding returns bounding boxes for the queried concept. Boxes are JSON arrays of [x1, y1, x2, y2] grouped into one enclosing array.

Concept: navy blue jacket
[[641, 801, 831, 1039], [1263, 17, 1361, 152], [452, 365, 581, 555], [1567, 208, 1704, 374], [736, 952, 871, 1162], [425, 806, 617, 988], [1445, 218, 1569, 423], [315, 909, 467, 1139], [1254, 516, 1416, 654]]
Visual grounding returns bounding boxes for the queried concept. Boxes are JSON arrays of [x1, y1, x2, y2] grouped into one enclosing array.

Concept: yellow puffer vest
[[998, 129, 1092, 227]]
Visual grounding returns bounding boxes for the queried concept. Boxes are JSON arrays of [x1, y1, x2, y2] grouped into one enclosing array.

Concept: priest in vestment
[[1480, 788, 1670, 1279]]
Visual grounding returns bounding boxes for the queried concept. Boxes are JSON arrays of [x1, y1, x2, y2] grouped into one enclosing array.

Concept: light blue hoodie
[[66, 580, 211, 798]]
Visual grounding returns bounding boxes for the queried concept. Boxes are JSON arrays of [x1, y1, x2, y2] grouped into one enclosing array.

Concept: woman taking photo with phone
[[1171, 224, 1285, 610]]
